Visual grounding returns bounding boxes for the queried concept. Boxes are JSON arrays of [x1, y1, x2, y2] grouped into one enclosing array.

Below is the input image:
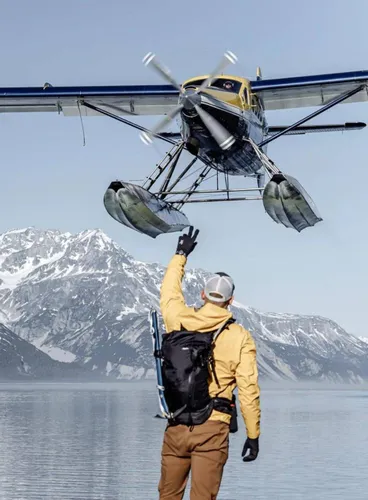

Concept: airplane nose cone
[[180, 89, 201, 111]]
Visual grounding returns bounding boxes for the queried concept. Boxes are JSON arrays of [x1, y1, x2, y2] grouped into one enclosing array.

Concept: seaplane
[[1, 51, 368, 238]]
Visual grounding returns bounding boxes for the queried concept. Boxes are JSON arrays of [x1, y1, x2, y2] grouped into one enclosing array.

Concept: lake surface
[[0, 381, 367, 499]]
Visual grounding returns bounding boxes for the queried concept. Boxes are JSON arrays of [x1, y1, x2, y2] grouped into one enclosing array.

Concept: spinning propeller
[[140, 51, 238, 151]]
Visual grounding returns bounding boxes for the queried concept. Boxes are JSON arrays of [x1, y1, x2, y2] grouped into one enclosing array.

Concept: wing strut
[[258, 84, 366, 147], [82, 101, 178, 145]]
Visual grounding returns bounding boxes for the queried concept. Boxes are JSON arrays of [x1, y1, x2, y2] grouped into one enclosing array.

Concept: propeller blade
[[197, 51, 238, 92], [142, 52, 182, 92], [140, 104, 184, 145], [194, 104, 235, 150], [140, 50, 238, 150]]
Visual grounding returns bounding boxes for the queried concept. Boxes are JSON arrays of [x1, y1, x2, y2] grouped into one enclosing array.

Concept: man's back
[[160, 254, 260, 439]]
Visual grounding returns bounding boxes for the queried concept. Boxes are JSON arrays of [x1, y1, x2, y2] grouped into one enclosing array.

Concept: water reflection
[[0, 383, 367, 499], [0, 383, 165, 499]]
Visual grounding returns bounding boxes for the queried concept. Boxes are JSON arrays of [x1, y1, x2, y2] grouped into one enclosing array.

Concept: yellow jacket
[[159, 254, 261, 439]]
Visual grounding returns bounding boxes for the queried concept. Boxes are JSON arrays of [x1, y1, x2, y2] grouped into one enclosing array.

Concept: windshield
[[182, 79, 206, 88], [208, 78, 242, 93], [183, 78, 241, 93]]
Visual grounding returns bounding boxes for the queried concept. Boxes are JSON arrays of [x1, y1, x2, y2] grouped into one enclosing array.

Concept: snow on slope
[[33, 333, 76, 362], [0, 322, 93, 380]]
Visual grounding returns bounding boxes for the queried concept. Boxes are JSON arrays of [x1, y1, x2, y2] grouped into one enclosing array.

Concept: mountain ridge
[[0, 226, 367, 383]]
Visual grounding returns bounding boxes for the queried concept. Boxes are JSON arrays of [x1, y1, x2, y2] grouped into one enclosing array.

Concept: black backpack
[[158, 318, 237, 427]]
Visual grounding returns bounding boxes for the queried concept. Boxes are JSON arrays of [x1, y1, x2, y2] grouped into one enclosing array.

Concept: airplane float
[[1, 51, 367, 238]]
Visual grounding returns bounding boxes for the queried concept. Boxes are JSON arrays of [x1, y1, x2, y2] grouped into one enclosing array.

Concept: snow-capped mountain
[[0, 322, 94, 380], [1, 227, 367, 383]]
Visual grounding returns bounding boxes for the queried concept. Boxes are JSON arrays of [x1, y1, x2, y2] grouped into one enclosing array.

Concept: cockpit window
[[182, 78, 241, 93], [208, 78, 242, 93], [182, 79, 206, 88]]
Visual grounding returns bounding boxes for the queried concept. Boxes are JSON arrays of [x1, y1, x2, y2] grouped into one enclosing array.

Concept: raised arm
[[160, 254, 188, 330], [159, 226, 200, 332]]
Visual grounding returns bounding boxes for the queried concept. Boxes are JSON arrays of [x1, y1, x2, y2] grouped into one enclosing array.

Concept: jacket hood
[[181, 302, 233, 332]]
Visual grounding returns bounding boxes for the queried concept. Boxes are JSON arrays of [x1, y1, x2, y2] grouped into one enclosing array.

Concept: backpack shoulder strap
[[212, 317, 236, 342]]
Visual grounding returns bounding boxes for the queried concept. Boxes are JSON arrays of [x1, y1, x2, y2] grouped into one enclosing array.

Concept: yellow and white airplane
[[1, 51, 367, 238]]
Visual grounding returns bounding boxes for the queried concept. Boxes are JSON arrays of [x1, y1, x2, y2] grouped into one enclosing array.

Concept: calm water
[[0, 382, 367, 499]]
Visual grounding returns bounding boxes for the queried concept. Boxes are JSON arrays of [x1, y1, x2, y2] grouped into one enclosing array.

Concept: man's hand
[[176, 226, 199, 257], [241, 437, 259, 462]]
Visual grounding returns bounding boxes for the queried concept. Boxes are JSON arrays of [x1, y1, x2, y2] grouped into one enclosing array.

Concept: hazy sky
[[1, 0, 367, 337]]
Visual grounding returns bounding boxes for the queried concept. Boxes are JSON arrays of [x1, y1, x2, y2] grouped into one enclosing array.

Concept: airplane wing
[[2, 69, 368, 116], [0, 84, 179, 116], [251, 70, 368, 110]]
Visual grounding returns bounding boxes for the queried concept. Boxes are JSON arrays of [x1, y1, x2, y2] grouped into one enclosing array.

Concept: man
[[158, 227, 261, 500], [223, 80, 234, 90]]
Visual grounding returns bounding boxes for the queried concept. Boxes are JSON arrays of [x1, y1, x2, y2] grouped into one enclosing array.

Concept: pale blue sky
[[1, 0, 367, 336]]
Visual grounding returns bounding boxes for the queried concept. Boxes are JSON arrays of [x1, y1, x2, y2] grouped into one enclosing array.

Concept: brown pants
[[158, 420, 230, 500]]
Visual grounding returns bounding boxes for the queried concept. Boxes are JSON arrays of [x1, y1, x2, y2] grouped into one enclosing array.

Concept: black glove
[[241, 437, 259, 462], [176, 226, 199, 257]]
